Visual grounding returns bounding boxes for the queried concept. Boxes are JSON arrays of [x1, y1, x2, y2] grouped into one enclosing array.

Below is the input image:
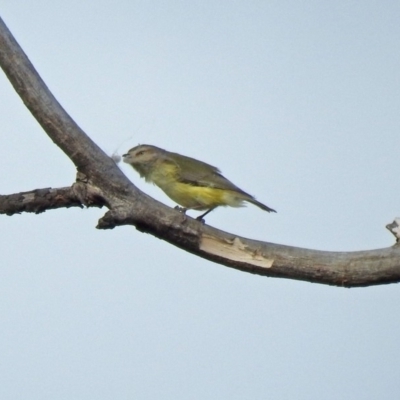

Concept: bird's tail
[[248, 198, 276, 213]]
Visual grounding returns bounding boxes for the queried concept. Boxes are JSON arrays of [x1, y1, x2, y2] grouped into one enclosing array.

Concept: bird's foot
[[174, 206, 187, 214], [174, 206, 188, 223], [195, 216, 206, 224], [195, 207, 215, 223]]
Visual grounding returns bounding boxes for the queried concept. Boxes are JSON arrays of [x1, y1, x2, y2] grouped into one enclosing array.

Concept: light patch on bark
[[200, 235, 274, 268]]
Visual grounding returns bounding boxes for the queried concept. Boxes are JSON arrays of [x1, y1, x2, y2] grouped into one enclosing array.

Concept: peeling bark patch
[[200, 235, 274, 268]]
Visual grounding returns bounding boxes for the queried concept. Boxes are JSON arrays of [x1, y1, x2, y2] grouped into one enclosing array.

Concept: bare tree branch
[[0, 183, 106, 216], [0, 187, 83, 215], [1, 15, 400, 287]]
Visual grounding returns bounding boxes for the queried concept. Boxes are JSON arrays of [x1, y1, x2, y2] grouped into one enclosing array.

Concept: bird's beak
[[121, 154, 129, 164]]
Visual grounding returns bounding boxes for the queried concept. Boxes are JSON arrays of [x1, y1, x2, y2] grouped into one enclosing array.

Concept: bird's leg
[[196, 207, 216, 222]]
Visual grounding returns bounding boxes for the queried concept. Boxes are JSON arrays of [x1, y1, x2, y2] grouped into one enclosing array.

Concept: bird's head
[[122, 144, 166, 177]]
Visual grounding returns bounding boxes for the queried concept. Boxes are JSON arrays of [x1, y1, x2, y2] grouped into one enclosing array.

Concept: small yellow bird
[[123, 144, 276, 220]]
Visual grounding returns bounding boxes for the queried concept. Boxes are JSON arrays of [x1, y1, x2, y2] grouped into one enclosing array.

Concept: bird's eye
[[136, 150, 145, 156]]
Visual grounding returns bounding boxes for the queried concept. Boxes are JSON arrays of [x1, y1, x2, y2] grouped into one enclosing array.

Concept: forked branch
[[1, 16, 399, 287]]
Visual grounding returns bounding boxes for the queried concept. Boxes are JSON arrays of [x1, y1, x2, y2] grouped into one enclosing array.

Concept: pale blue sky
[[1, 2, 400, 399]]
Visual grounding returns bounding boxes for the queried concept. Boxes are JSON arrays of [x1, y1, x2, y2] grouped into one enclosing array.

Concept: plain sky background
[[1, 2, 400, 399]]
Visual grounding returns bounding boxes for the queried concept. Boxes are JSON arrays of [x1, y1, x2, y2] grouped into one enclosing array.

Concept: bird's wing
[[170, 152, 251, 195]]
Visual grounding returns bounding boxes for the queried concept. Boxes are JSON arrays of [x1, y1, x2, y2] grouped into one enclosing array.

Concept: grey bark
[[1, 16, 399, 287]]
